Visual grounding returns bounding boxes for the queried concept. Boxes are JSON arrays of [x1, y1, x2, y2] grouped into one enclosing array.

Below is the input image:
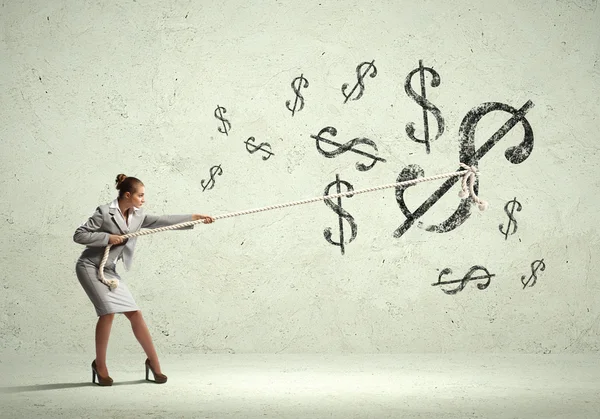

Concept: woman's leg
[[123, 310, 163, 373], [95, 313, 115, 376]]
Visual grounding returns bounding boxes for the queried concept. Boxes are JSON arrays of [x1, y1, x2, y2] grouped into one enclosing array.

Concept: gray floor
[[0, 353, 598, 418]]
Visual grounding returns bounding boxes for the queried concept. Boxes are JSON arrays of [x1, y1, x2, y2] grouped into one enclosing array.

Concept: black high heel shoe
[[91, 360, 113, 386], [145, 358, 168, 384]]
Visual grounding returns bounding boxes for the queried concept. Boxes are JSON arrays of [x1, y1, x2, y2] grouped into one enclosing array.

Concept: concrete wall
[[1, 0, 599, 355]]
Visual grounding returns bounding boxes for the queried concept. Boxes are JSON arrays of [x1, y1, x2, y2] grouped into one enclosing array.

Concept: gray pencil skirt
[[76, 258, 140, 316]]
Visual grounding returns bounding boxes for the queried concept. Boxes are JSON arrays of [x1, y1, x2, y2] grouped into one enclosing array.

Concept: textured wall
[[1, 0, 599, 355]]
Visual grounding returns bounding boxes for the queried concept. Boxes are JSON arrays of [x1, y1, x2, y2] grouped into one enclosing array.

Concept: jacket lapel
[[109, 207, 129, 234], [130, 208, 144, 232]]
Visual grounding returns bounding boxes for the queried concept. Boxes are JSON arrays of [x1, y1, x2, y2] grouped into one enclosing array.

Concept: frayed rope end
[[100, 276, 119, 291]]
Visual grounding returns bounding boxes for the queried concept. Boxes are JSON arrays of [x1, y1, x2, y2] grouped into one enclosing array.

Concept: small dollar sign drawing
[[245, 137, 274, 161], [201, 164, 223, 191], [405, 59, 445, 154], [499, 197, 522, 240], [214, 105, 231, 136], [286, 74, 309, 116], [342, 60, 377, 103], [432, 265, 495, 295], [310, 126, 386, 171], [323, 174, 357, 255], [521, 259, 545, 289]]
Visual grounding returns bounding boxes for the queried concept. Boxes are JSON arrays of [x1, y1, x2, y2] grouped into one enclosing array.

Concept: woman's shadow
[[0, 379, 147, 393]]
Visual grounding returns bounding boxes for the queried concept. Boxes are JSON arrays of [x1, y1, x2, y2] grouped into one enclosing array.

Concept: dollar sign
[[286, 74, 309, 116], [201, 164, 222, 191], [405, 59, 445, 154], [214, 105, 231, 136], [521, 259, 545, 289], [244, 137, 274, 161], [499, 197, 522, 240], [394, 100, 535, 238], [310, 126, 386, 171], [432, 265, 495, 294], [323, 174, 357, 255], [342, 60, 377, 103]]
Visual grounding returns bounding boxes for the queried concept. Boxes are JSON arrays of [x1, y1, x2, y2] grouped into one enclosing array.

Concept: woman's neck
[[118, 200, 131, 216]]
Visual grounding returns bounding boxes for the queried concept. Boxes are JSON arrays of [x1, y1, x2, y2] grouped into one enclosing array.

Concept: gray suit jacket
[[74, 204, 194, 270]]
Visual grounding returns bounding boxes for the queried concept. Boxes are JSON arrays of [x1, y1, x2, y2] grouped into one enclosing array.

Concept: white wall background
[[1, 0, 599, 355]]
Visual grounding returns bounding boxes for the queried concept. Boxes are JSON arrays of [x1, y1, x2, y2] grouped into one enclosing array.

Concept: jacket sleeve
[[73, 206, 111, 247], [141, 213, 195, 230]]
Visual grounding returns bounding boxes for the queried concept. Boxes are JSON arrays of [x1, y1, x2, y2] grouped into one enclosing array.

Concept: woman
[[73, 174, 214, 386]]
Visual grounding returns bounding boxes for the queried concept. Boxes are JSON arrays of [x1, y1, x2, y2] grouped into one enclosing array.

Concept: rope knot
[[458, 163, 488, 211]]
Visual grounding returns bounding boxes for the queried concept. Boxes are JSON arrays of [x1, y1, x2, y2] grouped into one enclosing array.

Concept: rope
[[98, 163, 487, 290]]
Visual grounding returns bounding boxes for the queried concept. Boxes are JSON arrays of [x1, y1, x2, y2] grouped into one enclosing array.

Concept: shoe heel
[[145, 358, 167, 384], [91, 360, 113, 386]]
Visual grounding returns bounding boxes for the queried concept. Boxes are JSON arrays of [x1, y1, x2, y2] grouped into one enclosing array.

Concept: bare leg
[[124, 310, 163, 374], [95, 313, 115, 376]]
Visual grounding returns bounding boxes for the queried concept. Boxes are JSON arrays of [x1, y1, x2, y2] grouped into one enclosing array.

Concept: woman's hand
[[192, 214, 215, 224], [108, 234, 125, 245]]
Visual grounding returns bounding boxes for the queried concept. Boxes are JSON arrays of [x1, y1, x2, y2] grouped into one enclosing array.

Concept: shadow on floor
[[0, 379, 147, 393]]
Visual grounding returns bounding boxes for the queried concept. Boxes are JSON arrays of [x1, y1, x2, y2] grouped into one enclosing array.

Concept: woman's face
[[128, 185, 145, 208]]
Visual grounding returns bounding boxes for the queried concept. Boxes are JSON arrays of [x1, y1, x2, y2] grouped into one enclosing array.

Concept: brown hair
[[115, 174, 144, 199]]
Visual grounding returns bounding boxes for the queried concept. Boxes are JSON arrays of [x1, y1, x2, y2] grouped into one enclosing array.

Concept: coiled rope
[[98, 163, 487, 290]]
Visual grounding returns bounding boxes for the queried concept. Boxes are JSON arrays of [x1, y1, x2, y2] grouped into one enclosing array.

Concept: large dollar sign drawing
[[405, 59, 445, 154], [342, 60, 377, 103], [245, 137, 274, 160], [499, 197, 522, 240], [214, 105, 231, 136], [323, 174, 357, 255], [394, 100, 535, 238], [432, 265, 495, 294], [201, 164, 222, 191], [521, 259, 545, 289], [310, 126, 386, 171], [286, 74, 309, 116]]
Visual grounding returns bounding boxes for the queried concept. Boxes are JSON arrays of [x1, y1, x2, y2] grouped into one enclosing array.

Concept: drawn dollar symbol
[[310, 126, 386, 171], [323, 174, 357, 255], [499, 197, 522, 240], [214, 105, 231, 136], [342, 60, 377, 103], [245, 137, 274, 160], [432, 265, 495, 294], [521, 259, 545, 289], [394, 100, 535, 238], [201, 164, 222, 191], [405, 59, 445, 154], [286, 74, 309, 116]]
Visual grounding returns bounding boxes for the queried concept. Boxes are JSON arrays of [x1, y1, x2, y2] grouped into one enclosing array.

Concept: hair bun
[[115, 174, 127, 189]]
